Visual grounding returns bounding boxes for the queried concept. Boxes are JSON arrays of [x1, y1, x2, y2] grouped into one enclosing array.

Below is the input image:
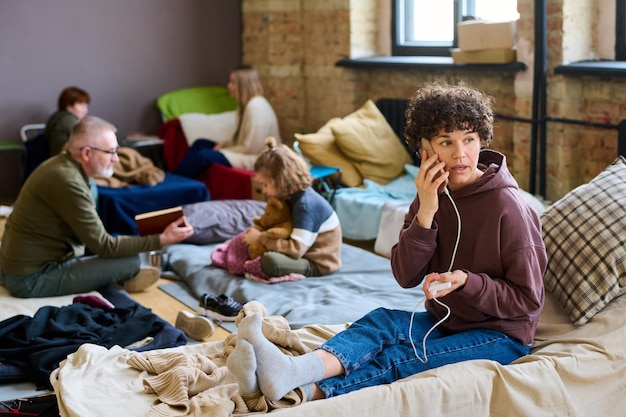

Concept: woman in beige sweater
[[173, 65, 281, 177]]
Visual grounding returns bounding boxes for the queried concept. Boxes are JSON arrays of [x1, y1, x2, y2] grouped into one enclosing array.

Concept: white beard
[[98, 166, 115, 178]]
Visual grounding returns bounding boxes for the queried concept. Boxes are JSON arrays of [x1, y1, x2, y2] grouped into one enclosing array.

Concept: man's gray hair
[[67, 116, 117, 148]]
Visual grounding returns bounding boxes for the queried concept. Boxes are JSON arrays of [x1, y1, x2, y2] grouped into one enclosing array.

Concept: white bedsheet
[[374, 200, 411, 257], [51, 291, 626, 417], [0, 286, 110, 321]]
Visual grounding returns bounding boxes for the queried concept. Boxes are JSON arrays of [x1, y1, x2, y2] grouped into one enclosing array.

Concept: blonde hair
[[232, 65, 264, 114], [254, 137, 312, 199]]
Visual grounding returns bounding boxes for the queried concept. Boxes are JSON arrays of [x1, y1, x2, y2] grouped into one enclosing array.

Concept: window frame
[[391, 0, 490, 57], [617, 0, 626, 60], [391, 0, 465, 57]]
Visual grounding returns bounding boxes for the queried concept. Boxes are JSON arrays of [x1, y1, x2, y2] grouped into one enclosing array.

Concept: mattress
[[50, 290, 626, 417], [163, 242, 425, 331]]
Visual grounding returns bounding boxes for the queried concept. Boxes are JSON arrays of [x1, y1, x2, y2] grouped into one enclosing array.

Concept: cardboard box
[[457, 20, 516, 51], [451, 47, 516, 64]]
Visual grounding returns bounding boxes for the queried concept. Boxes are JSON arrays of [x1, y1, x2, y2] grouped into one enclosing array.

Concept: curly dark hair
[[404, 82, 494, 156]]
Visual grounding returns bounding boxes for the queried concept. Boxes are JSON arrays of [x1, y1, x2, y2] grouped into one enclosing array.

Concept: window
[[392, 0, 519, 57], [617, 0, 626, 60]]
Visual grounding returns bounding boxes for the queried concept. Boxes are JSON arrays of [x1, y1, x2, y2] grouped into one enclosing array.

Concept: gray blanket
[[165, 243, 425, 329]]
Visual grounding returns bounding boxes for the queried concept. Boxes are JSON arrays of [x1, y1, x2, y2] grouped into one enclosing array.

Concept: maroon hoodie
[[391, 150, 547, 345]]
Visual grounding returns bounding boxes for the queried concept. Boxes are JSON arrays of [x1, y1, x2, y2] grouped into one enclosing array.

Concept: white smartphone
[[421, 139, 448, 193]]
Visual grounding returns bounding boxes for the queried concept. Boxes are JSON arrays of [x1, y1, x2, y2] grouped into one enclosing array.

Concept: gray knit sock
[[226, 339, 259, 395], [237, 313, 326, 401], [300, 383, 316, 401]]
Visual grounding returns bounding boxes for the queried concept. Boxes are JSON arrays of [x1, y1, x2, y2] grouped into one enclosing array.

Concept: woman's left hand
[[423, 269, 468, 299]]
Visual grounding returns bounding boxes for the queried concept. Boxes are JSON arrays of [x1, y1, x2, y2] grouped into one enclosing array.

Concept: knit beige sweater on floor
[[126, 301, 311, 416]]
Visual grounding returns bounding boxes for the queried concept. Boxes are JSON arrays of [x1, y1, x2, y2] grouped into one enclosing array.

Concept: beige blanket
[[125, 301, 311, 416], [51, 292, 626, 417], [94, 147, 164, 187]]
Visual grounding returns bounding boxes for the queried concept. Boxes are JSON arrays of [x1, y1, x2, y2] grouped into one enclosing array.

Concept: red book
[[134, 206, 183, 236]]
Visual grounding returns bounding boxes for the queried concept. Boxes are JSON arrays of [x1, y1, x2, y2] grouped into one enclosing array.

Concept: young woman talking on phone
[[226, 82, 547, 404]]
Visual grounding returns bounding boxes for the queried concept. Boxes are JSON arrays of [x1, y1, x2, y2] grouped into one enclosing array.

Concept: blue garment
[[97, 172, 209, 236], [316, 307, 530, 398], [22, 132, 50, 182], [173, 139, 231, 178]]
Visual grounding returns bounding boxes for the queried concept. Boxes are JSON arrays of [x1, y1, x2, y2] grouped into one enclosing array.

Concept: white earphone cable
[[408, 186, 460, 363]]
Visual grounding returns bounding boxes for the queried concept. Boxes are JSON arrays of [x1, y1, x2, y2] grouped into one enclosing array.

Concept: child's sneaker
[[197, 293, 243, 322]]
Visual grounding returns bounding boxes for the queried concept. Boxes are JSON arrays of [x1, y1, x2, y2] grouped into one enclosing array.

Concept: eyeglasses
[[79, 146, 119, 155]]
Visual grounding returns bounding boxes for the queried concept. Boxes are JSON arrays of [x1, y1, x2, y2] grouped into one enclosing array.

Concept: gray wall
[[0, 0, 241, 143]]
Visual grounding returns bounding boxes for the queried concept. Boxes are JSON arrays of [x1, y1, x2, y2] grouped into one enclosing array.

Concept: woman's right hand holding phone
[[414, 149, 449, 228]]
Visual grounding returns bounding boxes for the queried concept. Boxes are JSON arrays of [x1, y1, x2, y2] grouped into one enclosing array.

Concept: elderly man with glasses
[[0, 116, 194, 298]]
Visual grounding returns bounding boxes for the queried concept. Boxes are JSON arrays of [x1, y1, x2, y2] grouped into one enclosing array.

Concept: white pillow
[[178, 111, 238, 146]]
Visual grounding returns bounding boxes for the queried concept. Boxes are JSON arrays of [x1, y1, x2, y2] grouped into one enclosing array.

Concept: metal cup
[[148, 250, 162, 271]]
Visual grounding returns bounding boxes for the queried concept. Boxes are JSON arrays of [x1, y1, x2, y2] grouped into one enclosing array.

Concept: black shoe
[[197, 293, 243, 322]]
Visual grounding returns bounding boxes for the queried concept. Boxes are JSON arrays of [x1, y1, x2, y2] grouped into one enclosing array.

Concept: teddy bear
[[246, 197, 293, 259]]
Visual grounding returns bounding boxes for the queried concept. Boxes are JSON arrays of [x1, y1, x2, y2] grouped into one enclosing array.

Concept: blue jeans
[[173, 139, 231, 178], [316, 307, 530, 398], [0, 254, 141, 298]]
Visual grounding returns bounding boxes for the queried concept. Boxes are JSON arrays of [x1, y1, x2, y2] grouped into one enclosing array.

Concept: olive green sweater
[[44, 110, 78, 155], [0, 153, 161, 275]]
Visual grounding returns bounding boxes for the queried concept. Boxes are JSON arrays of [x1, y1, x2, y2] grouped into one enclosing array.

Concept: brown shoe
[[175, 310, 215, 340], [122, 266, 160, 293]]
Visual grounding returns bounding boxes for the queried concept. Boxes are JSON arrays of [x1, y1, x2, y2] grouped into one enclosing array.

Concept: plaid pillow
[[541, 156, 626, 326]]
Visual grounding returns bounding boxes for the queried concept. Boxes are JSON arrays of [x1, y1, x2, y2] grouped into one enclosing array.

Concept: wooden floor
[[129, 277, 230, 342]]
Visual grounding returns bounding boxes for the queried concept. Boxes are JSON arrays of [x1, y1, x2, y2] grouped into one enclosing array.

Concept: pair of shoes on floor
[[197, 293, 243, 322], [175, 310, 215, 340], [122, 266, 160, 293]]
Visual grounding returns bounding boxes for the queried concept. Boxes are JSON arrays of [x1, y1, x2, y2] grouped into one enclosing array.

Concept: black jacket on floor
[[0, 302, 173, 389]]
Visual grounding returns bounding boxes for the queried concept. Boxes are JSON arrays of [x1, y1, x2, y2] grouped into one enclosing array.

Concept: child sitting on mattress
[[237, 136, 342, 281], [227, 82, 547, 403]]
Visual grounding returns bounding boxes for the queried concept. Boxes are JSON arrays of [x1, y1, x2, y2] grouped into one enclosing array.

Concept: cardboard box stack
[[452, 20, 517, 64]]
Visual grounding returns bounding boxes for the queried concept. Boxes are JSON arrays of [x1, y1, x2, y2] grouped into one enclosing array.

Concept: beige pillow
[[295, 118, 363, 187], [331, 100, 412, 185]]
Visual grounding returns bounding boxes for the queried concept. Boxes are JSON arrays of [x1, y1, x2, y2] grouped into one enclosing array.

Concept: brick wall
[[242, 0, 624, 202]]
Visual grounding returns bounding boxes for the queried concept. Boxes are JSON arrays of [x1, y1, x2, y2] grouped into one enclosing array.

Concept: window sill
[[554, 61, 626, 78], [335, 56, 526, 72]]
